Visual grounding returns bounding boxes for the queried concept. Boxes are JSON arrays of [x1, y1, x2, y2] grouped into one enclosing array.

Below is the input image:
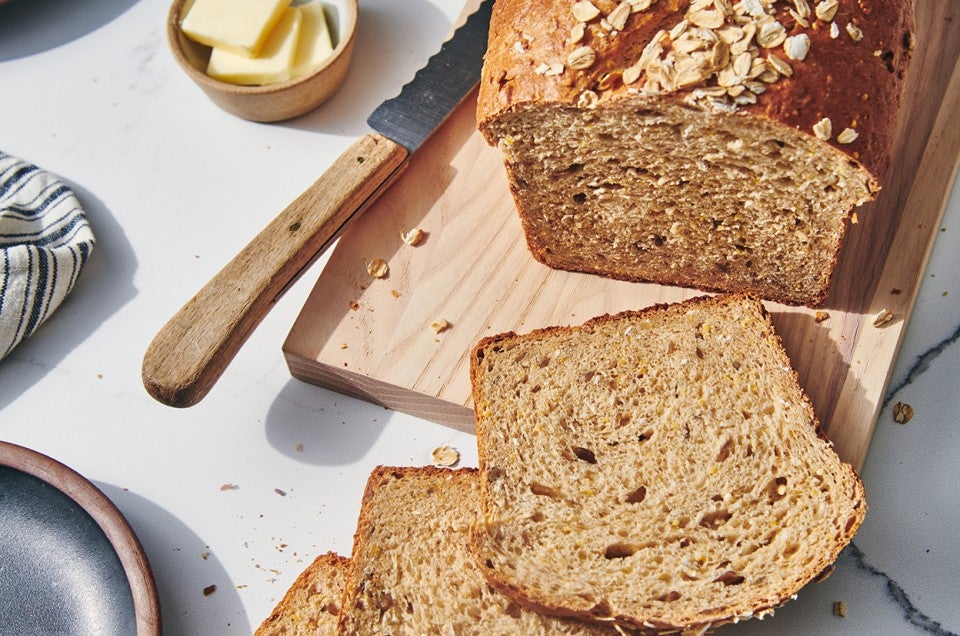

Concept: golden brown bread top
[[478, 0, 914, 180]]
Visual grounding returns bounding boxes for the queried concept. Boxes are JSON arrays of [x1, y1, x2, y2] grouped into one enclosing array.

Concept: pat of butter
[[207, 7, 301, 85], [292, 0, 335, 77], [181, 0, 292, 57]]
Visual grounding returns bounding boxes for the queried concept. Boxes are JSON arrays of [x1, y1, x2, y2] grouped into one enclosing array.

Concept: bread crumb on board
[[833, 600, 847, 617], [872, 308, 894, 327], [431, 445, 460, 467], [400, 227, 425, 246], [367, 258, 389, 278], [431, 319, 451, 334]]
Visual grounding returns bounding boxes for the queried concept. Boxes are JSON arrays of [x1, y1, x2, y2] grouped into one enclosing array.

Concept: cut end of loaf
[[470, 294, 866, 632], [484, 98, 877, 306], [477, 0, 915, 307]]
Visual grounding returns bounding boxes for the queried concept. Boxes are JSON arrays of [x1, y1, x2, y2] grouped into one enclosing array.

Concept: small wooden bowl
[[167, 0, 358, 122]]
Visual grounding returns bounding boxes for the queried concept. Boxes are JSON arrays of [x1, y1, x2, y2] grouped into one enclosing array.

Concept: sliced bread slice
[[337, 465, 615, 635], [255, 551, 348, 636], [469, 294, 865, 633]]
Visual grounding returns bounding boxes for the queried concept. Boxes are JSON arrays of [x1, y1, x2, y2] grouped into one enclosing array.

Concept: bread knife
[[143, 0, 493, 407]]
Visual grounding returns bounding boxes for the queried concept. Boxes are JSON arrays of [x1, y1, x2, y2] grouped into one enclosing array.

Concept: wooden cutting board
[[284, 1, 960, 470]]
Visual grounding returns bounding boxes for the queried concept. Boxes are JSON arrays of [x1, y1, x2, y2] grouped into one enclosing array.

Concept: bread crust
[[469, 293, 866, 633], [478, 0, 914, 181]]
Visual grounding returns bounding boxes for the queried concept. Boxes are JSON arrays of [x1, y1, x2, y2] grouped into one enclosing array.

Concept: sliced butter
[[292, 0, 335, 77], [181, 0, 292, 57], [207, 7, 301, 85]]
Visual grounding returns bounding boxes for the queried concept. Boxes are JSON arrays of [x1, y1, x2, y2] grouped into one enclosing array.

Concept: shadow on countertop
[[0, 0, 139, 61], [96, 482, 253, 636], [0, 181, 138, 410]]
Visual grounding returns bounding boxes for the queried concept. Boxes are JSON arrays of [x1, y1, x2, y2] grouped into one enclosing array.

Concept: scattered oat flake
[[813, 117, 832, 140], [220, 483, 238, 491], [400, 227, 424, 246], [836, 127, 858, 144], [845, 22, 863, 42], [833, 600, 846, 617], [367, 258, 389, 278], [203, 585, 217, 596], [274, 488, 287, 497], [872, 308, 894, 327], [814, 311, 830, 323], [340, 342, 348, 350], [851, 211, 859, 224], [349, 300, 360, 311], [391, 289, 400, 298], [431, 318, 451, 334], [432, 445, 460, 467], [893, 401, 914, 424]]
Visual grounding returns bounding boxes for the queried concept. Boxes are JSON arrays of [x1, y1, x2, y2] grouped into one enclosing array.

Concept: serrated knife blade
[[143, 0, 494, 408], [368, 0, 493, 152]]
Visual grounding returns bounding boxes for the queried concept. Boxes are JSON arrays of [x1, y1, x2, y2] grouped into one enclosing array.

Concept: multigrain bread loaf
[[469, 293, 866, 633], [338, 465, 617, 635], [254, 551, 348, 636], [477, 0, 914, 305]]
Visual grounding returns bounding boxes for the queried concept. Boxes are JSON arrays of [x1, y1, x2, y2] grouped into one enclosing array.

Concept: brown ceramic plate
[[0, 441, 160, 635]]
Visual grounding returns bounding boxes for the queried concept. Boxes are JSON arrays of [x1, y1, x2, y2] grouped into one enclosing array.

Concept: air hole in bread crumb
[[604, 543, 637, 559], [768, 476, 788, 502], [700, 510, 733, 529], [844, 515, 859, 533], [714, 571, 745, 586]]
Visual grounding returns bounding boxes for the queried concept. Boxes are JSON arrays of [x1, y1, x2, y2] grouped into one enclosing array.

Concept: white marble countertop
[[1, 1, 957, 634]]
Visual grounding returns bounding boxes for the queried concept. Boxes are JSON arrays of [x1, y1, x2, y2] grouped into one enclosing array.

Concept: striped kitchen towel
[[0, 151, 95, 360]]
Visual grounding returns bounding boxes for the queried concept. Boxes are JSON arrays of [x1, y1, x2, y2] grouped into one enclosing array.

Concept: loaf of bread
[[337, 465, 617, 635], [254, 551, 348, 636], [477, 0, 914, 305], [469, 293, 865, 632]]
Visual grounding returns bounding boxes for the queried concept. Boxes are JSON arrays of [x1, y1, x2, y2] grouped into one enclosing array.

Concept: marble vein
[[883, 322, 960, 408], [846, 542, 958, 635]]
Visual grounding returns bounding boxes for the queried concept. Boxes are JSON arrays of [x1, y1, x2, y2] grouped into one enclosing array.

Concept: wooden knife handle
[[142, 133, 408, 408]]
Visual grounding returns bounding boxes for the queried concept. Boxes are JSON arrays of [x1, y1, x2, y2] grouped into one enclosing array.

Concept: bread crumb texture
[[470, 294, 866, 633], [478, 0, 913, 306]]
